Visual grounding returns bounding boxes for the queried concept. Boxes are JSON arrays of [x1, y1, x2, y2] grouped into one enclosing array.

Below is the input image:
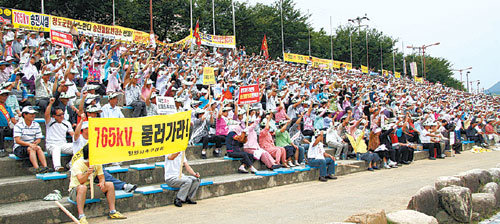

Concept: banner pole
[[245, 104, 249, 127], [89, 166, 94, 199], [178, 151, 185, 179]]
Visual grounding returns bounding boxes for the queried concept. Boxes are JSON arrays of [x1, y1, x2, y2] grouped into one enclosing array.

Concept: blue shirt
[[0, 105, 14, 127], [199, 96, 209, 109]]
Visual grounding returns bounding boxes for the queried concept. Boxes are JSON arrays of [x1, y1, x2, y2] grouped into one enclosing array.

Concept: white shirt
[[72, 136, 88, 154], [22, 63, 39, 80], [307, 136, 325, 160], [100, 103, 125, 118], [46, 118, 73, 145], [420, 129, 431, 144], [164, 152, 187, 180]]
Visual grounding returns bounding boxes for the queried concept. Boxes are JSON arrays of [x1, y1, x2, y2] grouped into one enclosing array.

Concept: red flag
[[194, 20, 201, 46], [261, 34, 269, 60]]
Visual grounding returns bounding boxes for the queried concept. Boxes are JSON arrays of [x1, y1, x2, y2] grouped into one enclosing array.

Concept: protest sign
[[0, 7, 12, 24], [203, 67, 215, 85], [12, 9, 50, 32], [88, 111, 191, 165], [199, 33, 236, 48], [238, 84, 259, 105], [395, 72, 401, 78], [213, 84, 222, 99], [361, 65, 368, 74], [410, 62, 418, 77], [50, 30, 73, 48], [156, 96, 177, 115]]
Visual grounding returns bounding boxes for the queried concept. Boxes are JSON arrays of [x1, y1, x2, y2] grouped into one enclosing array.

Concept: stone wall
[[406, 164, 500, 223]]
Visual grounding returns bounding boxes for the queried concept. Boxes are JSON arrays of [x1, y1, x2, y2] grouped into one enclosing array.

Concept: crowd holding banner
[[283, 52, 353, 71]]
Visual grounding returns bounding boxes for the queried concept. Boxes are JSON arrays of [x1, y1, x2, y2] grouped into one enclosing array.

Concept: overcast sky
[[237, 0, 500, 91]]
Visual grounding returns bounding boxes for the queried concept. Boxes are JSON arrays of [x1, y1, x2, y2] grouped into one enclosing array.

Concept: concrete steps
[[0, 149, 431, 223]]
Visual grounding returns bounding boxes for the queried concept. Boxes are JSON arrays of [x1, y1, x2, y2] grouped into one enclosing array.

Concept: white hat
[[22, 106, 37, 114], [81, 121, 89, 129], [86, 84, 100, 91], [86, 105, 102, 113], [60, 92, 76, 99], [222, 106, 232, 111], [108, 92, 121, 99]]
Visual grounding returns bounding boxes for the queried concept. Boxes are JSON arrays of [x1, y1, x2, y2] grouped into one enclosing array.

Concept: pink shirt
[[259, 128, 276, 150], [244, 119, 261, 149], [216, 117, 229, 136], [141, 86, 152, 102], [274, 107, 287, 123]]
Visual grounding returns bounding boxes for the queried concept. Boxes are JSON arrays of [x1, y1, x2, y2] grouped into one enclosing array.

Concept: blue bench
[[129, 163, 155, 170], [155, 162, 164, 168], [68, 198, 101, 205], [224, 156, 242, 161], [34, 118, 45, 123], [161, 180, 213, 191], [36, 172, 67, 180], [9, 152, 50, 160], [26, 94, 34, 98], [123, 106, 133, 110], [292, 166, 311, 172], [273, 168, 296, 174], [254, 171, 278, 176], [135, 186, 163, 195], [104, 166, 129, 174], [115, 190, 134, 199], [194, 143, 215, 147], [463, 140, 475, 144]]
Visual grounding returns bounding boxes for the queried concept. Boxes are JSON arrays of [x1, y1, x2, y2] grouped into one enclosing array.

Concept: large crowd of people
[[0, 22, 499, 222]]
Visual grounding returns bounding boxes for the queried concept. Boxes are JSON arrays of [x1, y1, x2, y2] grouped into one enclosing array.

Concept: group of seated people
[[0, 23, 499, 223]]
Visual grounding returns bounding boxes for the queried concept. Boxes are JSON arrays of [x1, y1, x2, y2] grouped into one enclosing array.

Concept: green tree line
[[1, 0, 464, 90]]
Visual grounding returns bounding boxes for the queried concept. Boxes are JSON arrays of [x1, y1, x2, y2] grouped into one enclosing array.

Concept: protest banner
[[395, 72, 401, 78], [238, 84, 260, 105], [88, 111, 191, 165], [410, 62, 418, 77], [156, 96, 177, 115], [203, 67, 215, 85], [283, 52, 308, 64], [361, 65, 368, 74], [12, 9, 50, 32], [199, 32, 235, 48], [50, 30, 73, 48], [382, 69, 389, 76], [284, 52, 352, 70], [415, 77, 424, 83], [0, 7, 12, 24]]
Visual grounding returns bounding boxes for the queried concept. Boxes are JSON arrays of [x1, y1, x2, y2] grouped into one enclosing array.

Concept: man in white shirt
[[307, 131, 336, 182], [100, 92, 124, 118], [419, 121, 443, 160], [21, 56, 39, 94], [45, 98, 74, 172], [164, 151, 200, 207]]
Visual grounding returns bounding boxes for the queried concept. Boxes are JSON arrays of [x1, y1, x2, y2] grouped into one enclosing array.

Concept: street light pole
[[41, 0, 44, 14], [452, 67, 472, 83], [466, 71, 470, 93], [349, 27, 353, 65], [112, 0, 116, 26], [407, 42, 440, 80], [348, 14, 369, 68]]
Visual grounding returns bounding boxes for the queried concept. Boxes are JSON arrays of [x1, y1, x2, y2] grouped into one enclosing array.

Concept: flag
[[193, 20, 201, 47], [261, 34, 269, 60]]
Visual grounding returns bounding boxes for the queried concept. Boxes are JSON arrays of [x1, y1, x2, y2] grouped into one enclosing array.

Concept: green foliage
[[0, 0, 464, 90]]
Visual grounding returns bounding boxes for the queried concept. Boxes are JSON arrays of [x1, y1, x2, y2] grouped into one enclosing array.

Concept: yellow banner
[[12, 9, 50, 32], [203, 67, 215, 85], [382, 69, 389, 76], [415, 77, 423, 83], [395, 72, 401, 78], [199, 33, 236, 48], [361, 65, 368, 74], [283, 53, 308, 64], [88, 111, 191, 165], [284, 52, 351, 70]]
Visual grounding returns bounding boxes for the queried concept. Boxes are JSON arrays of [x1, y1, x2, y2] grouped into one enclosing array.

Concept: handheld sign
[[50, 30, 74, 49], [203, 67, 215, 85], [238, 84, 260, 105], [156, 96, 177, 115]]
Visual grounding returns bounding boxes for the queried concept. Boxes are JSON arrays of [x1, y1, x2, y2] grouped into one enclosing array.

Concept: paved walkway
[[90, 150, 500, 224]]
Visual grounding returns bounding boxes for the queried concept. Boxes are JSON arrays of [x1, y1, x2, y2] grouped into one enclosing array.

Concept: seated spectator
[[164, 151, 200, 207], [226, 121, 258, 173], [45, 98, 74, 172], [275, 119, 300, 167], [326, 122, 348, 160], [420, 121, 444, 160], [14, 106, 52, 173], [34, 71, 55, 113], [0, 88, 17, 157], [69, 145, 126, 223], [100, 92, 124, 118], [485, 119, 499, 144], [1, 82, 21, 117], [123, 70, 147, 117], [308, 131, 337, 182], [259, 116, 288, 168], [11, 72, 31, 108], [243, 117, 281, 170], [289, 113, 310, 164]]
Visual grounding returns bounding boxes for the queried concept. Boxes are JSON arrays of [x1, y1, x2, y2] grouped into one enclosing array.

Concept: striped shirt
[[13, 119, 43, 148]]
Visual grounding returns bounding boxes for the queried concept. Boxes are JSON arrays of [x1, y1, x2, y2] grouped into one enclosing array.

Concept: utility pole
[[280, 0, 284, 55], [466, 71, 470, 93], [149, 0, 153, 34], [308, 9, 311, 57], [407, 42, 440, 80], [330, 16, 333, 63], [41, 0, 44, 14], [452, 67, 472, 83], [348, 14, 369, 68]]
